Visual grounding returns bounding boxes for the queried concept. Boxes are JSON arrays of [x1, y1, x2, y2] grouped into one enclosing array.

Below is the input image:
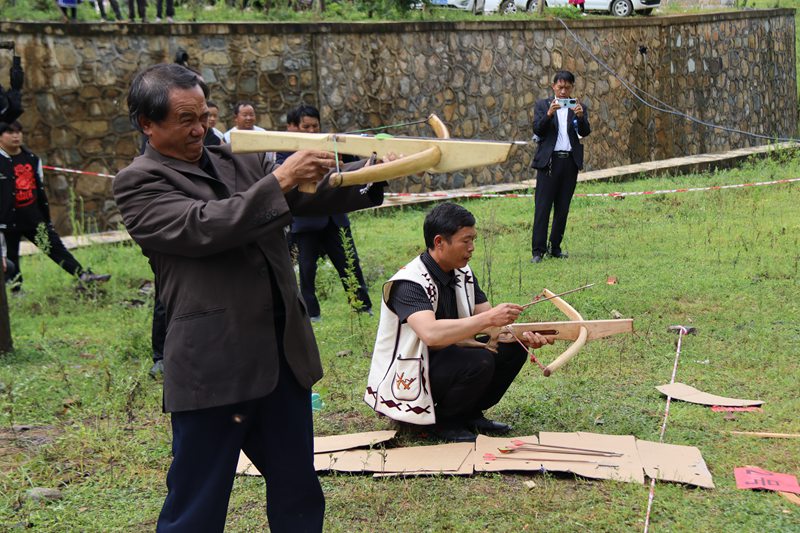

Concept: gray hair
[[128, 63, 209, 133]]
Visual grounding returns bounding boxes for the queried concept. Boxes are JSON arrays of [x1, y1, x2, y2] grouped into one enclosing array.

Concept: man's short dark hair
[[233, 101, 255, 116], [423, 202, 476, 250], [286, 107, 299, 126], [0, 121, 22, 135], [287, 104, 320, 126], [207, 100, 219, 110], [128, 63, 209, 133], [553, 71, 576, 85]]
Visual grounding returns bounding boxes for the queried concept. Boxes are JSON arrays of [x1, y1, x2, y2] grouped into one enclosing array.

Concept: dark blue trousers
[[293, 222, 372, 318], [156, 354, 324, 532]]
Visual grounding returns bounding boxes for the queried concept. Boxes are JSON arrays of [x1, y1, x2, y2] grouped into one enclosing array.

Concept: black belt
[[553, 151, 571, 158]]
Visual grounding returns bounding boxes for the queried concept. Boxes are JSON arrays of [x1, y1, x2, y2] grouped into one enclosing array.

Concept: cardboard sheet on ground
[[315, 442, 474, 474], [373, 449, 477, 477], [636, 439, 714, 488], [314, 430, 397, 454], [475, 433, 644, 484], [237, 451, 261, 477], [735, 467, 800, 494], [474, 434, 538, 473], [656, 382, 763, 407], [237, 430, 397, 476]]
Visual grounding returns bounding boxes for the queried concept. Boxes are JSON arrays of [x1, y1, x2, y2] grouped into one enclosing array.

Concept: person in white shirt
[[222, 101, 266, 143], [529, 71, 591, 264]]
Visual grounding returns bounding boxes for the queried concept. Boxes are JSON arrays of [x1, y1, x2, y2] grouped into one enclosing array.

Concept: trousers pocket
[[392, 358, 422, 401]]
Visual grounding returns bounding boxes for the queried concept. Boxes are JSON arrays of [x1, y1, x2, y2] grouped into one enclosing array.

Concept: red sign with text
[[734, 467, 800, 494]]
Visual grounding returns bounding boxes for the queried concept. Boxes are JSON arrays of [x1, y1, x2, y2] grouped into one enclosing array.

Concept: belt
[[553, 151, 572, 158]]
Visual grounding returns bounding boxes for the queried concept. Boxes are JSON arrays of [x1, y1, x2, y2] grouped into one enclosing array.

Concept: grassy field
[[1, 150, 799, 530]]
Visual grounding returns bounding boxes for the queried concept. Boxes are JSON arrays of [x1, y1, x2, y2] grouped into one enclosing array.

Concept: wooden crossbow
[[461, 289, 634, 377], [229, 114, 523, 192]]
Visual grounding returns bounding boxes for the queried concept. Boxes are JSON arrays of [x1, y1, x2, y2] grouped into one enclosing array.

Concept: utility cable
[[556, 18, 800, 144]]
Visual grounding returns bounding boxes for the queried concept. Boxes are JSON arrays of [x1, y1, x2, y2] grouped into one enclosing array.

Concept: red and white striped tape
[[43, 165, 116, 179], [42, 164, 800, 198], [385, 177, 800, 199]]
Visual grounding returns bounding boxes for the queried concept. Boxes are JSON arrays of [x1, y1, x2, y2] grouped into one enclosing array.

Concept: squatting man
[[365, 202, 553, 443]]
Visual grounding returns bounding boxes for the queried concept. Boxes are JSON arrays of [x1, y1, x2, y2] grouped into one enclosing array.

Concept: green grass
[[1, 150, 799, 530]]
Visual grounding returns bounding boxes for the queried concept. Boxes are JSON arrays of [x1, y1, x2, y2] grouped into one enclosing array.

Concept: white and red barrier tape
[[43, 165, 116, 179], [42, 165, 800, 199], [384, 178, 800, 199], [643, 326, 689, 533]]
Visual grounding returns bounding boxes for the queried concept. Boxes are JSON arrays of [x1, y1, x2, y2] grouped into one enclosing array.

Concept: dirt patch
[[0, 425, 62, 473]]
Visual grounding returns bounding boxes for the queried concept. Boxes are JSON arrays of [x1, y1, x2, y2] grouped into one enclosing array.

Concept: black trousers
[[4, 224, 83, 286], [59, 6, 77, 20], [156, 0, 174, 17], [293, 222, 371, 318], [97, 0, 123, 19], [127, 0, 146, 19], [157, 352, 324, 532], [429, 342, 528, 421], [532, 155, 579, 256]]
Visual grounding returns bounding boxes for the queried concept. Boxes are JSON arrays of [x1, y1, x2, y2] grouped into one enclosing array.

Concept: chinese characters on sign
[[734, 467, 800, 494]]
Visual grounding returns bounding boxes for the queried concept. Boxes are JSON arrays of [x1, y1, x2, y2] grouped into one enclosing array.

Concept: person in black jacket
[[530, 70, 591, 263], [277, 105, 373, 321], [0, 47, 23, 125], [0, 121, 110, 289]]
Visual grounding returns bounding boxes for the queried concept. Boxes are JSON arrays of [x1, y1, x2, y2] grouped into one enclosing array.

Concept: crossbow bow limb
[[461, 289, 633, 377], [229, 114, 522, 193]]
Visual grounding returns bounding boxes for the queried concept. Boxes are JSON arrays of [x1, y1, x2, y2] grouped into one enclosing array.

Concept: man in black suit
[[530, 70, 591, 263], [278, 104, 373, 322]]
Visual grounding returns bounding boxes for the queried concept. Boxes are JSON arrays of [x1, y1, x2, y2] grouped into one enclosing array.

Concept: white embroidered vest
[[363, 255, 476, 425]]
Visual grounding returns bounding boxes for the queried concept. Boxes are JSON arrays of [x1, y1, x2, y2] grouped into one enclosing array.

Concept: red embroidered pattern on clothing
[[13, 162, 37, 208]]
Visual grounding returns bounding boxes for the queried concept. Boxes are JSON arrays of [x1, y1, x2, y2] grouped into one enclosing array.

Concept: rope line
[[556, 18, 800, 144]]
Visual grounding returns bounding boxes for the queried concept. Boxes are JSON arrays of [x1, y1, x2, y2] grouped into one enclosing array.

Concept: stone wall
[[0, 9, 795, 234]]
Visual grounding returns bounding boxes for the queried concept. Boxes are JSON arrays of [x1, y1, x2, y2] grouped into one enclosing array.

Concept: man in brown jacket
[[114, 63, 384, 532]]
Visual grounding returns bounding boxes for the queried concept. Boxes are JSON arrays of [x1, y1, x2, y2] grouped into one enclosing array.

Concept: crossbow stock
[[230, 114, 522, 193], [461, 289, 633, 377]]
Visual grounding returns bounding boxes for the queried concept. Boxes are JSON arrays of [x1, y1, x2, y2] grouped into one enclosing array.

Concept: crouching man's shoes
[[468, 414, 512, 434], [432, 422, 477, 443]]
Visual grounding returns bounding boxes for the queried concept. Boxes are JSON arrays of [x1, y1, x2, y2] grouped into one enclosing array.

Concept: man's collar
[[143, 143, 220, 182], [0, 147, 22, 158], [421, 251, 459, 288]]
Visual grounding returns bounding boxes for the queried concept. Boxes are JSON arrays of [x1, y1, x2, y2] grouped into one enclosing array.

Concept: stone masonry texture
[[0, 9, 795, 233]]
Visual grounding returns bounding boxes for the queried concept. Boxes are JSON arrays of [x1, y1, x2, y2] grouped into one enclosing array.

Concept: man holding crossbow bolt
[[365, 202, 553, 443]]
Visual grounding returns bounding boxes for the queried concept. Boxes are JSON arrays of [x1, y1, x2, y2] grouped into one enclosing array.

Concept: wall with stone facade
[[0, 9, 795, 233]]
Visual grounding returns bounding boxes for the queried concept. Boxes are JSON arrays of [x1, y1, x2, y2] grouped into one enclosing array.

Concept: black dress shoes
[[467, 414, 512, 434], [530, 254, 543, 264], [432, 423, 477, 443]]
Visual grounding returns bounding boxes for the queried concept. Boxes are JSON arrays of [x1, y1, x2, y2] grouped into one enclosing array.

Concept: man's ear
[[139, 116, 153, 137], [433, 235, 444, 249]]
